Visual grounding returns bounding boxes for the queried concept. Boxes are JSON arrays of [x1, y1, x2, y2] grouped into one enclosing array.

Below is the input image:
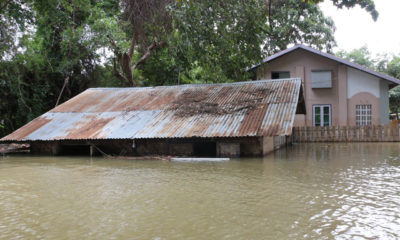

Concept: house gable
[[347, 67, 380, 98], [252, 44, 400, 87]]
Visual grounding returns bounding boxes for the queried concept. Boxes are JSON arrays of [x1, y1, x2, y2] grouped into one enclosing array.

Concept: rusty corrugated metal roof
[[1, 78, 302, 141]]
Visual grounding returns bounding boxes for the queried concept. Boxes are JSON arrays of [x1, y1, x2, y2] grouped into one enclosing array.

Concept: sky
[[319, 0, 400, 56]]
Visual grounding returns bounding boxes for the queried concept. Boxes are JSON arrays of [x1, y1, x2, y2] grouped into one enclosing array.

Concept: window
[[311, 70, 332, 88], [313, 105, 331, 126], [271, 71, 290, 79], [356, 105, 372, 126]]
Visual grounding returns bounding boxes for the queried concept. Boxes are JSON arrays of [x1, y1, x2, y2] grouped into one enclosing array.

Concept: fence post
[[291, 124, 400, 143]]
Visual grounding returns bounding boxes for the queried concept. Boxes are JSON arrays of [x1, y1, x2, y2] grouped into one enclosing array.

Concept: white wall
[[347, 67, 380, 98], [348, 67, 391, 125]]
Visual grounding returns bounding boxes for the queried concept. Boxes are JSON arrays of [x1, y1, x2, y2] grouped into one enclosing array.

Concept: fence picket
[[293, 125, 400, 142]]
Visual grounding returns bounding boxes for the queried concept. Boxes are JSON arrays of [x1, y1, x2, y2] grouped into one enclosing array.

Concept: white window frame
[[312, 105, 331, 126], [356, 105, 372, 126]]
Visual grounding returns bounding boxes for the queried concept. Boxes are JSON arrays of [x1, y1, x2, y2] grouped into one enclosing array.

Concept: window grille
[[356, 105, 372, 126]]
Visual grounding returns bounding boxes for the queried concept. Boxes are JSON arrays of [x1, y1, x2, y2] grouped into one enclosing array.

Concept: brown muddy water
[[0, 143, 400, 240]]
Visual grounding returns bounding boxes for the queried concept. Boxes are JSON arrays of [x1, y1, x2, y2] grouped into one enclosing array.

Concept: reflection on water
[[0, 143, 400, 239]]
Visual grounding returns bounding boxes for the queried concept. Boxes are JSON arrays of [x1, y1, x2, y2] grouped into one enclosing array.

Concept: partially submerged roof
[[1, 79, 302, 142], [250, 45, 400, 86]]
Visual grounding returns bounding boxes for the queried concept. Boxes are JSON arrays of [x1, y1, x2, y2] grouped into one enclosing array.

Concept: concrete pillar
[[216, 142, 240, 158], [51, 142, 61, 155], [294, 66, 305, 89], [295, 66, 307, 127], [380, 80, 390, 125], [338, 64, 348, 126], [90, 145, 94, 157], [262, 136, 274, 156]]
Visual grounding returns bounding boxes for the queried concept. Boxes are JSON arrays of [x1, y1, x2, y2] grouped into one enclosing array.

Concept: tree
[[0, 0, 121, 136], [387, 56, 400, 119], [141, 0, 339, 85], [336, 46, 375, 69], [0, 0, 381, 137], [389, 87, 400, 120], [265, 0, 336, 55], [308, 0, 378, 21], [111, 0, 379, 85], [168, 0, 267, 83], [0, 0, 33, 58], [105, 0, 173, 86], [32, 0, 111, 103]]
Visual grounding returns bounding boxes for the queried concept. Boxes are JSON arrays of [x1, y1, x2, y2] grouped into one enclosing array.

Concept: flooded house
[[250, 45, 400, 127], [0, 79, 304, 157]]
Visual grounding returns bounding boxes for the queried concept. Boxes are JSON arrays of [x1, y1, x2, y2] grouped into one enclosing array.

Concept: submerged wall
[[29, 136, 291, 157]]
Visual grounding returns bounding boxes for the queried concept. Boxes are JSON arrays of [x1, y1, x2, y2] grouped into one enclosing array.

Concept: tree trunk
[[110, 35, 159, 87]]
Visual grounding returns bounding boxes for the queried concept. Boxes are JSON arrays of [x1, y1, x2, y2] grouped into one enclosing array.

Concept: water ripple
[[0, 143, 399, 239]]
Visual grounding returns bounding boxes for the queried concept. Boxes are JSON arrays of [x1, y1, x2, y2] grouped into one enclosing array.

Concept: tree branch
[[108, 35, 119, 51], [131, 40, 158, 70], [17, 80, 32, 114], [108, 35, 123, 62], [127, 34, 137, 59], [55, 76, 69, 107], [112, 58, 130, 86], [0, 0, 12, 13]]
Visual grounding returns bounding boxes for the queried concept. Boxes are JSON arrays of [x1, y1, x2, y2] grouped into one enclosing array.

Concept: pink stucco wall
[[256, 49, 382, 126], [348, 92, 381, 125]]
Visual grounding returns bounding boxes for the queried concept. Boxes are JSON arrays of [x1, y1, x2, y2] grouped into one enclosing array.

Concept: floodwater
[[1, 143, 400, 240]]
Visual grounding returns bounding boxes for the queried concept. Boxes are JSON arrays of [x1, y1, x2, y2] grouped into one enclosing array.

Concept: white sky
[[319, 0, 400, 55]]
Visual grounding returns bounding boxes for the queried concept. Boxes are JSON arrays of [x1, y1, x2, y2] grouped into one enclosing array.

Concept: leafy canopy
[[0, 0, 380, 136]]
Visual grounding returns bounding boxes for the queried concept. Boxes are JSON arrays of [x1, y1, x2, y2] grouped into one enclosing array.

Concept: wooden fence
[[293, 125, 400, 142]]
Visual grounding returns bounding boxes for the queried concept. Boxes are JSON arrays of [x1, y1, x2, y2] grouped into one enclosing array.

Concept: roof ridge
[[88, 78, 301, 90]]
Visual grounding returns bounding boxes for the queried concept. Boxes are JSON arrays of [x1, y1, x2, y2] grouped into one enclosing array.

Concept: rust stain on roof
[[64, 116, 115, 139], [3, 117, 51, 141], [238, 105, 268, 136], [261, 124, 281, 136], [1, 79, 302, 142]]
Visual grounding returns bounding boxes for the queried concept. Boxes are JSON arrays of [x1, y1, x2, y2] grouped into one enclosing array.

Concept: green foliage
[[167, 0, 266, 83], [265, 0, 336, 54], [336, 46, 375, 69], [389, 86, 400, 119], [0, 50, 49, 136], [308, 0, 378, 21], [386, 56, 400, 79], [387, 57, 400, 118], [0, 0, 121, 136], [0, 0, 34, 58], [142, 0, 338, 84], [0, 0, 380, 137]]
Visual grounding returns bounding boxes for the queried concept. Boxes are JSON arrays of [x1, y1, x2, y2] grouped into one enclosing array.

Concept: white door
[[313, 105, 331, 126]]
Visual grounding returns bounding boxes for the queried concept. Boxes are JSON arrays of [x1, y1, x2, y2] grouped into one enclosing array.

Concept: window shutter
[[311, 71, 332, 88]]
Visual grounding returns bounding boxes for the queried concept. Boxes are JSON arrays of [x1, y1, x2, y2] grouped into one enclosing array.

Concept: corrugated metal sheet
[[1, 79, 302, 141]]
